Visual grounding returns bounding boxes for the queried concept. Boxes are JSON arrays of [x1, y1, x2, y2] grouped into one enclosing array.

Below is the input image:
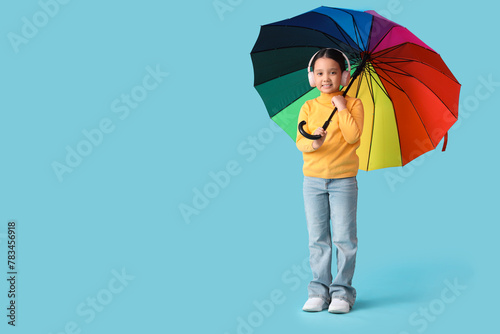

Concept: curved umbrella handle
[[298, 120, 322, 140]]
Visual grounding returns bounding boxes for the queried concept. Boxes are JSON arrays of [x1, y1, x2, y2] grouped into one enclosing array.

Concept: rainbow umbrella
[[250, 7, 460, 170]]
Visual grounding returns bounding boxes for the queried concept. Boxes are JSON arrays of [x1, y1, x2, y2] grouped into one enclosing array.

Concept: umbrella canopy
[[251, 7, 461, 171]]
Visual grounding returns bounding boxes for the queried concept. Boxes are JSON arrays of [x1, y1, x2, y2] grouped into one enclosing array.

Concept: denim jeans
[[303, 176, 358, 307]]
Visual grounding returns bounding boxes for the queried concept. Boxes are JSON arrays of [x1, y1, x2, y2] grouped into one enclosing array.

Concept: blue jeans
[[303, 176, 358, 307]]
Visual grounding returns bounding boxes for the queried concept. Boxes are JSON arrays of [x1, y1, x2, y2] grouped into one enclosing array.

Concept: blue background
[[1, 0, 498, 333]]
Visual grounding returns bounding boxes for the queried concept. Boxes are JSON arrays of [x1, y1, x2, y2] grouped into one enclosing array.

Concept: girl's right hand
[[312, 127, 327, 150]]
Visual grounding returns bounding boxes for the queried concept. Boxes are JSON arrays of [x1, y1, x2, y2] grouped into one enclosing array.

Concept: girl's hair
[[311, 48, 346, 72]]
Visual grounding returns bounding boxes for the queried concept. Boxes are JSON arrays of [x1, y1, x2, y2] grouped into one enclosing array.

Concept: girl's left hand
[[331, 96, 347, 111]]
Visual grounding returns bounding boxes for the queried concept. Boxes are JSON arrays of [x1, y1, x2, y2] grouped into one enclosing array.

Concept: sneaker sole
[[303, 306, 328, 312], [328, 308, 350, 313]]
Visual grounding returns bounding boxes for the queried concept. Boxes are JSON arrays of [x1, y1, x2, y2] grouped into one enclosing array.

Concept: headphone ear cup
[[308, 71, 316, 87], [341, 71, 350, 87]]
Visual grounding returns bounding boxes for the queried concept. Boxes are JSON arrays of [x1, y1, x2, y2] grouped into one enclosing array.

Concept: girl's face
[[313, 57, 342, 94]]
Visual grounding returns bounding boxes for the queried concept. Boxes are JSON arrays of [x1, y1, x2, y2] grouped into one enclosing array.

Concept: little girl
[[296, 48, 364, 313]]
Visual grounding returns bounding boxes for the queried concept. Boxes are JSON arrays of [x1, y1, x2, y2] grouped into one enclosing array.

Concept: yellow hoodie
[[296, 91, 364, 179]]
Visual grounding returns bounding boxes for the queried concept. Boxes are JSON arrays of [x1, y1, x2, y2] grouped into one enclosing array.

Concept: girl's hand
[[312, 127, 327, 150], [331, 95, 347, 111]]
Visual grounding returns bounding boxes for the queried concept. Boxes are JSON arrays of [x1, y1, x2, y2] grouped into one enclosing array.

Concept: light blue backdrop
[[1, 0, 498, 333]]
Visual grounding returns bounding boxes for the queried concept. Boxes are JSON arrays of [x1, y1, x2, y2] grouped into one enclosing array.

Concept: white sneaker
[[328, 298, 350, 313], [302, 297, 328, 312]]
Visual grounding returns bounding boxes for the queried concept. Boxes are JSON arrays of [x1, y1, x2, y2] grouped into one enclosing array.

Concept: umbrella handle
[[298, 120, 322, 140], [298, 114, 334, 140]]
